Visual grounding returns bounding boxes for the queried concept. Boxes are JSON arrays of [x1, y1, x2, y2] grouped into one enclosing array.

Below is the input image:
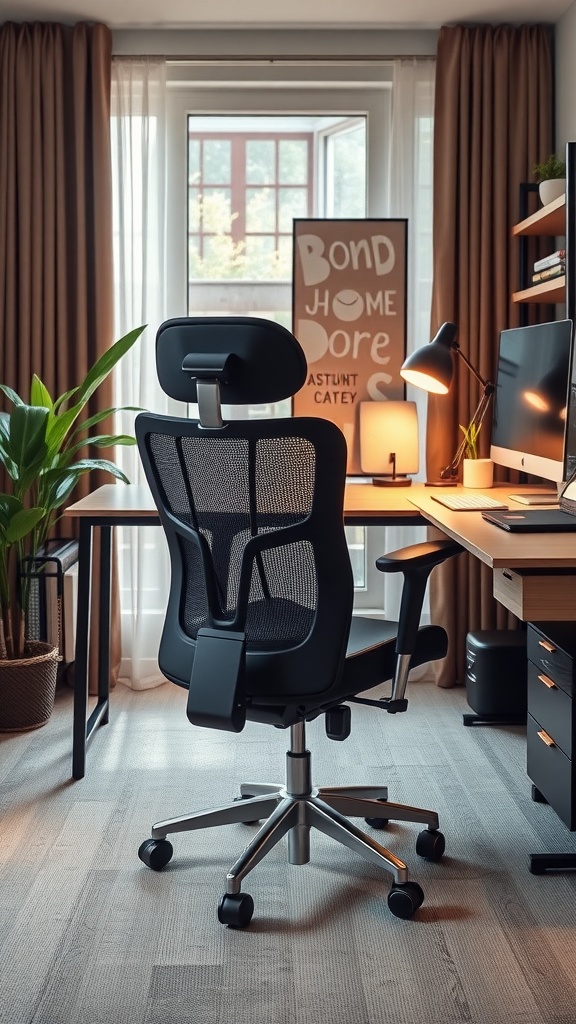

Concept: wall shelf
[[512, 188, 566, 307], [512, 193, 566, 239], [512, 275, 566, 304]]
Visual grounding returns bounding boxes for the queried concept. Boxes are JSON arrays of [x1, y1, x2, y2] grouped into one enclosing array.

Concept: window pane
[[188, 139, 200, 183], [243, 235, 276, 276], [203, 234, 238, 273], [278, 187, 308, 232], [188, 235, 201, 276], [279, 139, 308, 183], [188, 187, 200, 232], [329, 124, 366, 218], [246, 139, 275, 184], [246, 187, 275, 232], [203, 139, 231, 184], [276, 235, 293, 277], [201, 187, 231, 232]]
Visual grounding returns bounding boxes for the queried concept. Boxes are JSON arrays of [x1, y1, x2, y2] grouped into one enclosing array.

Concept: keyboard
[[431, 493, 508, 511]]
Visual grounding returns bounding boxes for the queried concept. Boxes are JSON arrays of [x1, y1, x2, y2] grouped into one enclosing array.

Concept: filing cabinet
[[527, 622, 576, 831]]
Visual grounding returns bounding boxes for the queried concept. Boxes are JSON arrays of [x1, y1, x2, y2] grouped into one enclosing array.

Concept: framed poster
[[292, 218, 407, 474]]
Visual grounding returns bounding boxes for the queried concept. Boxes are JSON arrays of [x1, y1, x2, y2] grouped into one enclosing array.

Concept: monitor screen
[[490, 319, 573, 484]]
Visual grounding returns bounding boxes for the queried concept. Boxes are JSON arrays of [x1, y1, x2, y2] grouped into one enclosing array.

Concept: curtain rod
[[152, 55, 435, 64]]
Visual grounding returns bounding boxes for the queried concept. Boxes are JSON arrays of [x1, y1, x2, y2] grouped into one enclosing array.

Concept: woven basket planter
[[0, 641, 59, 732]]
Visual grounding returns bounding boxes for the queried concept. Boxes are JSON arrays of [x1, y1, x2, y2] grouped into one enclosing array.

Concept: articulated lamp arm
[[400, 324, 495, 486], [438, 379, 495, 481]]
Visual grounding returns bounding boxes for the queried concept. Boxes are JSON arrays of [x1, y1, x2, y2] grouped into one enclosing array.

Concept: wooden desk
[[64, 481, 574, 778], [407, 487, 576, 621]]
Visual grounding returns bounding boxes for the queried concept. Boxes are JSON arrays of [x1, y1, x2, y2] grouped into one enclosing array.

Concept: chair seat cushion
[[346, 615, 399, 655], [341, 616, 448, 698]]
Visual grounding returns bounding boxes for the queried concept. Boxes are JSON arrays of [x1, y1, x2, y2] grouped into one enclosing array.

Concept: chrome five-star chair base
[[138, 719, 445, 927]]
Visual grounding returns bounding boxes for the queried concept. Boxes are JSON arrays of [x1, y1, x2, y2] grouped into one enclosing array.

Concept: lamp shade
[[359, 400, 419, 484], [400, 322, 458, 394]]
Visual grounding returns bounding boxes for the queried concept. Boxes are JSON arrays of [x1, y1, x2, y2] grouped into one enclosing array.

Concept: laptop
[[481, 509, 576, 532]]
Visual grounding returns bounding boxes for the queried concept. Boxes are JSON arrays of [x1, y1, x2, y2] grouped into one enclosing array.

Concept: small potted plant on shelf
[[533, 153, 566, 207], [0, 325, 145, 731], [459, 420, 494, 489]]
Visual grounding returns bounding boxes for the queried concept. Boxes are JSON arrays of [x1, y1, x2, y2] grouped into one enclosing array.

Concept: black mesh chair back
[[137, 412, 354, 727]]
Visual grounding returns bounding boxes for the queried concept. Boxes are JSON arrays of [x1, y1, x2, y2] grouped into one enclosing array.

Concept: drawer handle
[[537, 729, 556, 748], [538, 639, 556, 653], [538, 673, 557, 690]]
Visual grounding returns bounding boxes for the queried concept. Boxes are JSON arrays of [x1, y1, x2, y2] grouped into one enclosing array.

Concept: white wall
[[556, 2, 576, 148]]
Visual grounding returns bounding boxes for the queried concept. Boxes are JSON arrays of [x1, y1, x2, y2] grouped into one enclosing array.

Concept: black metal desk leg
[[72, 519, 93, 779], [98, 525, 112, 723]]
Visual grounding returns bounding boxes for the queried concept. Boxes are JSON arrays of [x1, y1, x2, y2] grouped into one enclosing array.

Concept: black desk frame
[[73, 513, 159, 779]]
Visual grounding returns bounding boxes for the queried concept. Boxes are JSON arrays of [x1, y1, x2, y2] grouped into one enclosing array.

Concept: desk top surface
[[65, 482, 576, 571], [64, 481, 423, 519]]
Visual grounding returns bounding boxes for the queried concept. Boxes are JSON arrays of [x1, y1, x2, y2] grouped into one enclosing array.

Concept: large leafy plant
[[0, 326, 145, 659]]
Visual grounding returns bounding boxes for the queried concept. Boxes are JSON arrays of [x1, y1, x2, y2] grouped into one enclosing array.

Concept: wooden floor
[[1, 678, 576, 1024]]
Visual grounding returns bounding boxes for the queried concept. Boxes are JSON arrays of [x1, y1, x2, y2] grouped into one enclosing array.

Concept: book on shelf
[[531, 263, 565, 284], [533, 249, 566, 272]]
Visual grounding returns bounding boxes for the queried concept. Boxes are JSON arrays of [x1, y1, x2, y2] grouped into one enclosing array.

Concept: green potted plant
[[459, 420, 493, 489], [0, 325, 145, 730], [533, 153, 566, 206]]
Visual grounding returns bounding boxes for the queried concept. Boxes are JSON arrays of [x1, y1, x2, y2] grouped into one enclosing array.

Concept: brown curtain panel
[[0, 21, 120, 692], [428, 24, 553, 686]]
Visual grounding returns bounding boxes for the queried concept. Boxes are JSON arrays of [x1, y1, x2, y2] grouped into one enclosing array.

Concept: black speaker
[[464, 630, 527, 726]]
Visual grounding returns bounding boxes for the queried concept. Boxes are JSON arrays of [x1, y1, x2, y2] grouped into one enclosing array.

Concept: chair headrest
[[156, 317, 307, 404]]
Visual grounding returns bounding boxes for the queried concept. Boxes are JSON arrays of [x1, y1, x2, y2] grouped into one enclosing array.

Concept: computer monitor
[[490, 319, 573, 484]]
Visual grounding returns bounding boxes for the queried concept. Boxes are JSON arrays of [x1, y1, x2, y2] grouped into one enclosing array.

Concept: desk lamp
[[400, 322, 494, 486], [359, 400, 419, 486]]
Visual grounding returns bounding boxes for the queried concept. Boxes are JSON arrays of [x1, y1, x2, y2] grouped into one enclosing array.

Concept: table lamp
[[400, 322, 494, 486], [359, 400, 419, 486]]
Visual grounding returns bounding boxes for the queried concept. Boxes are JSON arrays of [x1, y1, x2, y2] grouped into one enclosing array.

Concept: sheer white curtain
[[111, 58, 172, 688], [381, 58, 436, 623]]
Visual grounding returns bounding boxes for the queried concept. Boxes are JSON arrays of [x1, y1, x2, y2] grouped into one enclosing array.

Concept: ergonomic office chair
[[135, 316, 461, 927]]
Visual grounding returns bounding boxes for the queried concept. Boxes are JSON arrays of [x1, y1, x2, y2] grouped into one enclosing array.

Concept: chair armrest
[[376, 539, 463, 656], [376, 539, 463, 573]]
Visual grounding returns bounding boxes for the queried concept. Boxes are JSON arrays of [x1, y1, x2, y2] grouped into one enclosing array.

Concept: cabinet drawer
[[527, 714, 576, 830], [493, 569, 576, 621], [527, 625, 575, 695], [527, 661, 573, 757]]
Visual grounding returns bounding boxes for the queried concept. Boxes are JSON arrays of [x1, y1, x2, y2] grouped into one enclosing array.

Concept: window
[[188, 130, 313, 282]]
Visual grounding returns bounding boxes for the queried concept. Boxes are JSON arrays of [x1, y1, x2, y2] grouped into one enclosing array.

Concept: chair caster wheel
[[365, 798, 389, 829], [234, 794, 260, 825], [416, 828, 445, 861], [138, 838, 173, 871], [387, 880, 424, 919], [218, 892, 254, 928]]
